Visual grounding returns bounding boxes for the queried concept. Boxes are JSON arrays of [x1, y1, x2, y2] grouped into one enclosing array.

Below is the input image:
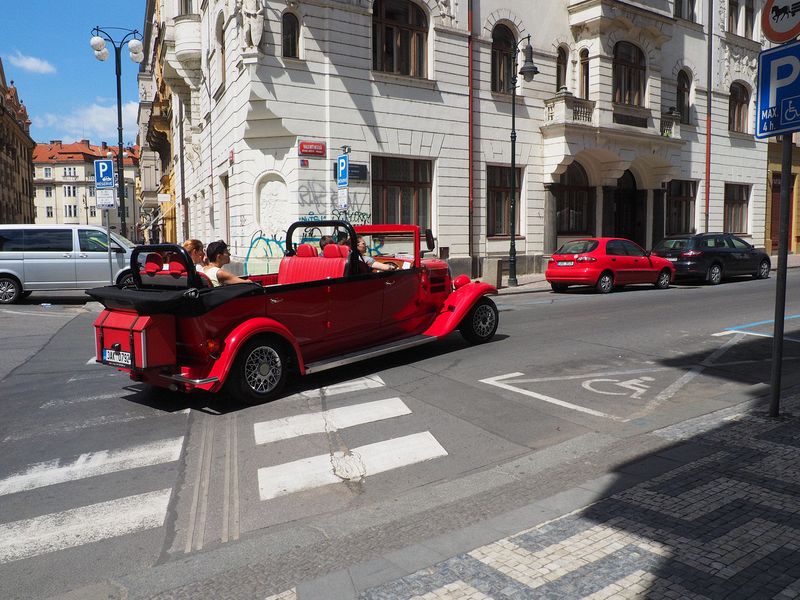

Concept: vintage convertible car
[[87, 221, 499, 404]]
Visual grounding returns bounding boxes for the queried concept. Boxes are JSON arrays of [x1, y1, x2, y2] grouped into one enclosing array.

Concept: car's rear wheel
[[225, 335, 288, 404], [117, 271, 135, 288], [459, 297, 499, 344], [707, 263, 722, 285], [0, 276, 21, 304], [550, 283, 568, 292], [595, 271, 614, 294], [655, 269, 671, 289], [755, 259, 770, 280]]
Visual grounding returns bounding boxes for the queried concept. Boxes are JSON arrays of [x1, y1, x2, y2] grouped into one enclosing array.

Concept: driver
[[356, 236, 397, 271]]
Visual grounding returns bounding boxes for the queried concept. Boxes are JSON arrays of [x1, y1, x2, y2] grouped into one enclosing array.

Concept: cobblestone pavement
[[268, 394, 800, 600]]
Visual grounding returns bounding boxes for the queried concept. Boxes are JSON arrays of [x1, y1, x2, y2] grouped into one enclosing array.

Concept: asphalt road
[[1, 273, 799, 599]]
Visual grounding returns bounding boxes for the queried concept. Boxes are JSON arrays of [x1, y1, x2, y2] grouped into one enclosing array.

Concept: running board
[[304, 334, 437, 374]]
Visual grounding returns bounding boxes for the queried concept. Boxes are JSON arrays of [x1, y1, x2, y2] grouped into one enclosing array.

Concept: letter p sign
[[337, 154, 349, 188], [770, 55, 800, 107], [94, 159, 115, 189]]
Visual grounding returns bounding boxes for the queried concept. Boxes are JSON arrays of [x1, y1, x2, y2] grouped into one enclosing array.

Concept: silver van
[[0, 225, 135, 304]]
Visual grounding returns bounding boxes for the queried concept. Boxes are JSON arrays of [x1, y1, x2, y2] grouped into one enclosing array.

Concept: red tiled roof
[[33, 140, 140, 167]]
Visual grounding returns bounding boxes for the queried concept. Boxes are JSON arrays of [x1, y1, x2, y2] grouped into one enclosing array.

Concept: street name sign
[[756, 39, 800, 138], [762, 0, 800, 43], [94, 159, 115, 189], [337, 153, 349, 188]]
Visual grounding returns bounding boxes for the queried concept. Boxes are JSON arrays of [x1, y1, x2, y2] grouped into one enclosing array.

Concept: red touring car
[[88, 221, 499, 404]]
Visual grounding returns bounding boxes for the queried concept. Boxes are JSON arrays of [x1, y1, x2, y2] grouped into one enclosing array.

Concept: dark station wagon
[[88, 221, 499, 404], [651, 233, 771, 284]]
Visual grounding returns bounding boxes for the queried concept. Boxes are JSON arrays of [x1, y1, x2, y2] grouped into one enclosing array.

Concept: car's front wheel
[[0, 276, 21, 304], [655, 269, 671, 289], [595, 271, 614, 294], [117, 271, 135, 288], [707, 263, 722, 285], [225, 335, 288, 404], [755, 259, 770, 280], [459, 297, 499, 344]]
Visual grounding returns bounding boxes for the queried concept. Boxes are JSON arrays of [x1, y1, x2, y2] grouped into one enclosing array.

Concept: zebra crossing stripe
[[294, 375, 386, 399], [0, 488, 171, 564], [257, 431, 447, 500], [253, 398, 411, 445], [0, 437, 184, 496]]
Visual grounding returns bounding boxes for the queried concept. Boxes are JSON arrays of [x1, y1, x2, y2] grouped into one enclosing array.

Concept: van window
[[79, 229, 110, 252], [0, 229, 24, 251], [24, 230, 73, 252]]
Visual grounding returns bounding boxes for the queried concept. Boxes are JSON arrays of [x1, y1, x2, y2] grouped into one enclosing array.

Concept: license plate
[[557, 261, 574, 266], [103, 349, 131, 366], [667, 257, 677, 262]]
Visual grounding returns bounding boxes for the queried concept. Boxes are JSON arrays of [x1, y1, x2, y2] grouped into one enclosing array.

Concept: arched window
[[613, 42, 646, 106], [729, 82, 749, 133], [579, 49, 589, 99], [557, 162, 594, 235], [372, 0, 427, 77], [491, 25, 515, 93], [215, 13, 226, 90], [282, 13, 299, 58], [556, 47, 567, 91], [677, 70, 691, 124]]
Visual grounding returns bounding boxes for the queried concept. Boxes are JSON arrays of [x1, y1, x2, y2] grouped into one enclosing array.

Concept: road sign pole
[[769, 134, 793, 416], [106, 212, 114, 285]]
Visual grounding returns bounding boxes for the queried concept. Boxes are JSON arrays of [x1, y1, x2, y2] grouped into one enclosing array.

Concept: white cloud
[[6, 50, 56, 75], [33, 101, 140, 146]]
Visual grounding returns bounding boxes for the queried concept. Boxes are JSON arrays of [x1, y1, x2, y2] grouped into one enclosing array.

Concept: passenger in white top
[[203, 240, 256, 287]]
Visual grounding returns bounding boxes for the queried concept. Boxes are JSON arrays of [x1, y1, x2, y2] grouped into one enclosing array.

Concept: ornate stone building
[[0, 58, 35, 224], [139, 0, 769, 277]]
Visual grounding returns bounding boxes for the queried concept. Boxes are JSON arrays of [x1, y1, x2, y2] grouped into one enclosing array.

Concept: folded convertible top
[[86, 284, 260, 316]]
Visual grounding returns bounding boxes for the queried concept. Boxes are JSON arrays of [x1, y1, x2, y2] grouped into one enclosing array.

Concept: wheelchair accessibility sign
[[756, 39, 800, 138]]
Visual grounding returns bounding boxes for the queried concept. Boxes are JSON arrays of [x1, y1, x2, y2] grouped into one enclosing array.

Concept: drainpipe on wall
[[468, 0, 475, 276], [704, 0, 713, 232], [179, 100, 186, 242]]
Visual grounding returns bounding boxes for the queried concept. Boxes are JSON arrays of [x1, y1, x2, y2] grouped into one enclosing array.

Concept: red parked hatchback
[[545, 238, 675, 293]]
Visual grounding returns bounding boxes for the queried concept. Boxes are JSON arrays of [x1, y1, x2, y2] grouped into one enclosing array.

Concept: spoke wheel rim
[[472, 304, 496, 339], [710, 265, 721, 284], [244, 346, 282, 394], [760, 261, 769, 278], [658, 272, 670, 287], [0, 280, 16, 302], [600, 275, 612, 292]]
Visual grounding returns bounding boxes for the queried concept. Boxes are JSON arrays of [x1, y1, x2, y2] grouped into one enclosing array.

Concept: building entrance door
[[614, 171, 646, 247]]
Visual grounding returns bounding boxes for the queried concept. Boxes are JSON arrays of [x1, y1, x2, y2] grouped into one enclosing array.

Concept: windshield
[[555, 240, 598, 254], [653, 237, 689, 251], [110, 232, 136, 248]]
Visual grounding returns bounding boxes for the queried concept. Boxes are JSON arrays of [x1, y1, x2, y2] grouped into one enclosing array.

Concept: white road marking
[[254, 397, 411, 445], [294, 375, 385, 399], [581, 377, 654, 399], [0, 309, 73, 318], [257, 431, 447, 500], [0, 437, 184, 496], [479, 373, 626, 421], [501, 367, 672, 383], [39, 391, 120, 409], [87, 356, 98, 364], [712, 330, 739, 337], [0, 488, 172, 564]]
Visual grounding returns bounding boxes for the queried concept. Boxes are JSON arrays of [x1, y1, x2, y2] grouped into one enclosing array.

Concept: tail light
[[205, 339, 223, 357], [681, 250, 702, 258], [547, 257, 555, 263], [576, 256, 597, 262]]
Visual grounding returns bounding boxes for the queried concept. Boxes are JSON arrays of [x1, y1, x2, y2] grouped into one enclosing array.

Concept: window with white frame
[[46, 206, 54, 218], [282, 12, 300, 58], [65, 204, 78, 218], [63, 185, 77, 197], [88, 185, 95, 196], [724, 184, 749, 234], [45, 186, 53, 198], [90, 206, 97, 218], [580, 49, 590, 99], [63, 166, 76, 177], [43, 167, 52, 179]]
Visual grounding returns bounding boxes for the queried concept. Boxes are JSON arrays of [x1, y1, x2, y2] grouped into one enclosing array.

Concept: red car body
[[88, 221, 499, 403], [545, 237, 675, 293]]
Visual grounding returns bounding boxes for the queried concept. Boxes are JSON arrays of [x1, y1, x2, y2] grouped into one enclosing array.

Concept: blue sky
[[1, 1, 146, 147]]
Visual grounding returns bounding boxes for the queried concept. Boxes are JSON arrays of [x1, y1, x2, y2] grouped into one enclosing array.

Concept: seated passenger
[[356, 236, 397, 271], [204, 240, 257, 286], [182, 239, 206, 270], [319, 235, 334, 254]]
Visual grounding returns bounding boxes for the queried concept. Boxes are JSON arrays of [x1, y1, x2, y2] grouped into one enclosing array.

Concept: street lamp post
[[508, 35, 538, 287], [90, 26, 144, 239]]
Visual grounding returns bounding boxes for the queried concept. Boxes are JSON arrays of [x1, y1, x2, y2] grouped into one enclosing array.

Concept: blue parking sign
[[94, 159, 115, 189], [757, 39, 800, 138], [337, 154, 349, 188]]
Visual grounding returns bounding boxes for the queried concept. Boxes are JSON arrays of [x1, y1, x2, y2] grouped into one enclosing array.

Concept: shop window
[[728, 83, 749, 133], [491, 25, 515, 93], [613, 42, 645, 106], [666, 180, 696, 235], [724, 183, 749, 234], [677, 70, 691, 124], [371, 157, 432, 228], [283, 13, 299, 58], [556, 162, 594, 235], [487, 166, 522, 237], [372, 0, 427, 78]]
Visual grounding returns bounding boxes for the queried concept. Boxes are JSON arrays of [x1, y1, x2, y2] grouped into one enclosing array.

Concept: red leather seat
[[323, 244, 350, 259], [296, 244, 318, 257], [142, 253, 164, 276], [277, 256, 348, 284]]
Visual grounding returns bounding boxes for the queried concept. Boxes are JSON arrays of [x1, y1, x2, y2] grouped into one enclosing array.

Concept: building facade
[[0, 58, 35, 224], [32, 140, 142, 241], [140, 0, 769, 277]]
